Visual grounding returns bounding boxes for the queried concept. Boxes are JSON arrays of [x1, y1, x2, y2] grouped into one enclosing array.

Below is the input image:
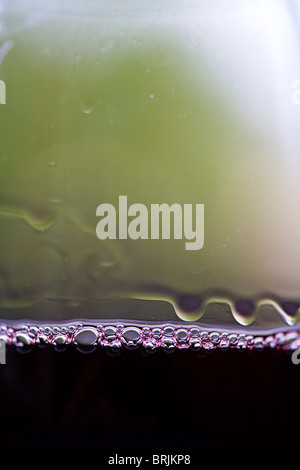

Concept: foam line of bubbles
[[1, 323, 300, 352]]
